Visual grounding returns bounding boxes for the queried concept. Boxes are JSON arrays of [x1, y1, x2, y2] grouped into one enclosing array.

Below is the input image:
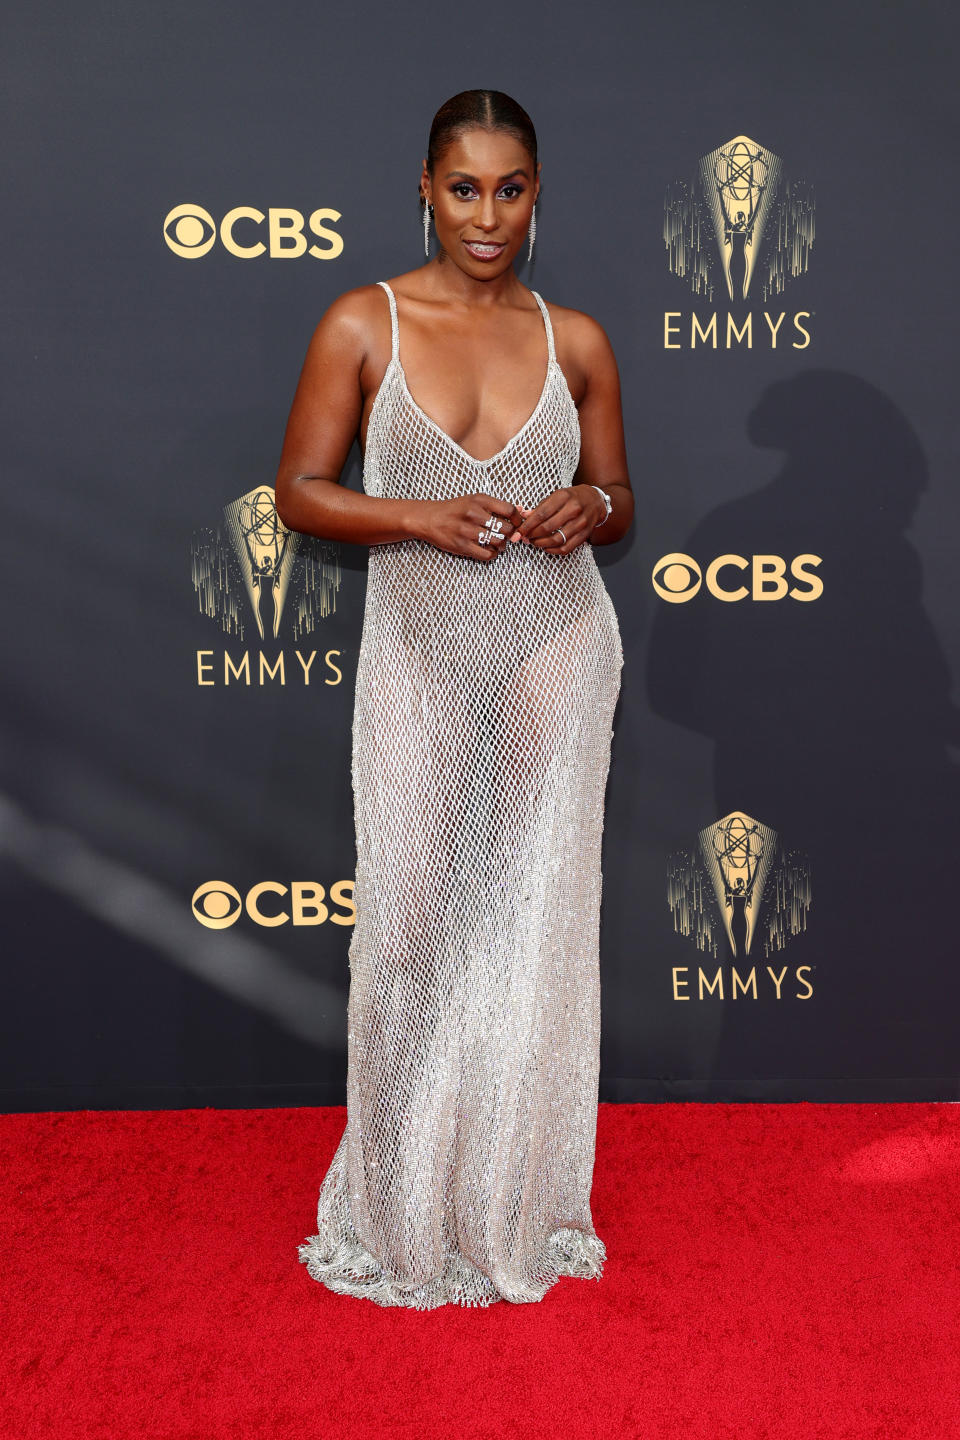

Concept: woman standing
[[276, 90, 632, 1308]]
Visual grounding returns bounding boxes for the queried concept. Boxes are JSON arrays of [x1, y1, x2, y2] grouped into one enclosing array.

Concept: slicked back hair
[[426, 90, 538, 176]]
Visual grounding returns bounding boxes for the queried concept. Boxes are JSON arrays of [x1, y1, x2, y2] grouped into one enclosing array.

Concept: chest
[[368, 364, 579, 508], [398, 327, 550, 463]]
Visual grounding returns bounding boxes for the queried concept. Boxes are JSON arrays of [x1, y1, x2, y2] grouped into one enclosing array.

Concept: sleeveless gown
[[298, 281, 623, 1308]]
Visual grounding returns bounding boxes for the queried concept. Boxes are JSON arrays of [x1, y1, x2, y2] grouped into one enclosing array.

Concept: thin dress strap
[[531, 291, 556, 364], [377, 280, 400, 363]]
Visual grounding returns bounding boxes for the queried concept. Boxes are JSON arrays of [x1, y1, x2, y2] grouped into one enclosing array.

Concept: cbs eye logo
[[652, 552, 823, 603], [191, 880, 355, 928], [164, 204, 217, 258], [163, 204, 344, 260], [653, 553, 704, 602]]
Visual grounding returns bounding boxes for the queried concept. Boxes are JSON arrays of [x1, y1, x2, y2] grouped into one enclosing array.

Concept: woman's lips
[[463, 240, 507, 262]]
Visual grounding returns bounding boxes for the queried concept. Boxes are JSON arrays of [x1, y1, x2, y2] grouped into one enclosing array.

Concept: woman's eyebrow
[[443, 169, 529, 182]]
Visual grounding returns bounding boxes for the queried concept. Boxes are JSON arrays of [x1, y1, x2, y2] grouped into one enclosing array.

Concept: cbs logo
[[163, 204, 344, 260], [191, 880, 355, 929], [652, 553, 823, 603]]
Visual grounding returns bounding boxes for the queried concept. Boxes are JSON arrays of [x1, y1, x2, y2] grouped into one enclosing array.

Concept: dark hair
[[426, 90, 538, 175]]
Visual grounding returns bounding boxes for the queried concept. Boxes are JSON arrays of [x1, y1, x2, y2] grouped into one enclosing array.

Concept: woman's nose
[[475, 195, 498, 231]]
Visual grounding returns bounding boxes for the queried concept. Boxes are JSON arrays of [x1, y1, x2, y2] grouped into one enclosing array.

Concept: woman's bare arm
[[274, 287, 521, 560], [517, 310, 634, 552], [274, 289, 415, 544], [571, 314, 633, 545]]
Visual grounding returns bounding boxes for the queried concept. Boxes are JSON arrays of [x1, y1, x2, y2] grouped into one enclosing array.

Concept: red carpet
[[3, 1102, 959, 1439]]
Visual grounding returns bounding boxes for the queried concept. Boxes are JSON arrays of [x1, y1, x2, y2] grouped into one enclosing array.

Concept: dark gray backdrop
[[3, 0, 958, 1109]]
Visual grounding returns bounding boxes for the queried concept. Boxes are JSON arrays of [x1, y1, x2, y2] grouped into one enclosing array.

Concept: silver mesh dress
[[298, 281, 623, 1308]]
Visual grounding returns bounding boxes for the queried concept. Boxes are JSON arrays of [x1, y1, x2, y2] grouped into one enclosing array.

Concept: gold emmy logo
[[191, 880, 356, 928], [652, 552, 823, 602], [192, 485, 340, 641], [163, 204, 344, 259], [667, 811, 812, 1000], [664, 135, 815, 302], [190, 486, 344, 688]]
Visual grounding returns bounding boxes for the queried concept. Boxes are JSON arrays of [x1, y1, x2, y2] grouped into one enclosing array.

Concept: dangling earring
[[527, 203, 537, 262], [423, 200, 434, 258]]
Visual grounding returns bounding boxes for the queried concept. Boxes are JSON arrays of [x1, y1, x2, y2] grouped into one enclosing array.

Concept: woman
[[277, 89, 632, 1309]]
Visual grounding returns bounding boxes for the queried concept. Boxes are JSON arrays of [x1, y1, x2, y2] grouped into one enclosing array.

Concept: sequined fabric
[[298, 281, 623, 1308]]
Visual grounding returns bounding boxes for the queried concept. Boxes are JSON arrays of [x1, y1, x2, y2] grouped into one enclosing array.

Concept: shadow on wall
[[648, 370, 960, 1079]]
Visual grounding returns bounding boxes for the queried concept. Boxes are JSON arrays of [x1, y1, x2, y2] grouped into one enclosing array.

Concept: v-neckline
[[393, 355, 555, 468]]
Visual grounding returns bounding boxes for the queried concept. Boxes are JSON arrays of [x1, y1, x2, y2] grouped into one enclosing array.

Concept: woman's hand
[[411, 493, 525, 563], [515, 484, 608, 555]]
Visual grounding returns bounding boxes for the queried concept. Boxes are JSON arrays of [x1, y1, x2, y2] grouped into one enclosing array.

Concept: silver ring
[[480, 518, 505, 548], [553, 528, 567, 545]]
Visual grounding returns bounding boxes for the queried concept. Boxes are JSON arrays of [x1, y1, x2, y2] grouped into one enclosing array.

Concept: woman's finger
[[524, 496, 580, 542], [533, 517, 587, 554], [517, 491, 567, 538], [467, 510, 517, 542], [475, 493, 524, 525], [465, 537, 501, 562], [510, 506, 533, 541], [464, 522, 508, 560]]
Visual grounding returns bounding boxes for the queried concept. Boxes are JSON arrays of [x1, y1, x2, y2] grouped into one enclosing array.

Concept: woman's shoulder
[[538, 296, 617, 368], [312, 268, 428, 336], [313, 281, 391, 333], [539, 296, 608, 336], [302, 281, 399, 368]]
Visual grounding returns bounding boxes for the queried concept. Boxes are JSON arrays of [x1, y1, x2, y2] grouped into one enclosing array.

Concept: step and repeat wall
[[3, 0, 958, 1108]]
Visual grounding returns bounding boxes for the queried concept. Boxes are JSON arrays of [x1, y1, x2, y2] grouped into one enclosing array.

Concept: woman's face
[[421, 126, 539, 278]]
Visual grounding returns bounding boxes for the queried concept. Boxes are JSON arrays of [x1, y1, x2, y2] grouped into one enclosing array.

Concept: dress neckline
[[377, 280, 559, 468], [393, 355, 555, 468]]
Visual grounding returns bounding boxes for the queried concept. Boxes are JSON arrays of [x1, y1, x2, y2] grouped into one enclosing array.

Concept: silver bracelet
[[590, 485, 613, 527]]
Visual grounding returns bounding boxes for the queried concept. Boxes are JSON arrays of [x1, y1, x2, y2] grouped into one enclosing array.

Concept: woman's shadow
[[648, 370, 960, 1080]]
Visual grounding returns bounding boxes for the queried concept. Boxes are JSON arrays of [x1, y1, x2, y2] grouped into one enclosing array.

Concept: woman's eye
[[449, 183, 524, 200]]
